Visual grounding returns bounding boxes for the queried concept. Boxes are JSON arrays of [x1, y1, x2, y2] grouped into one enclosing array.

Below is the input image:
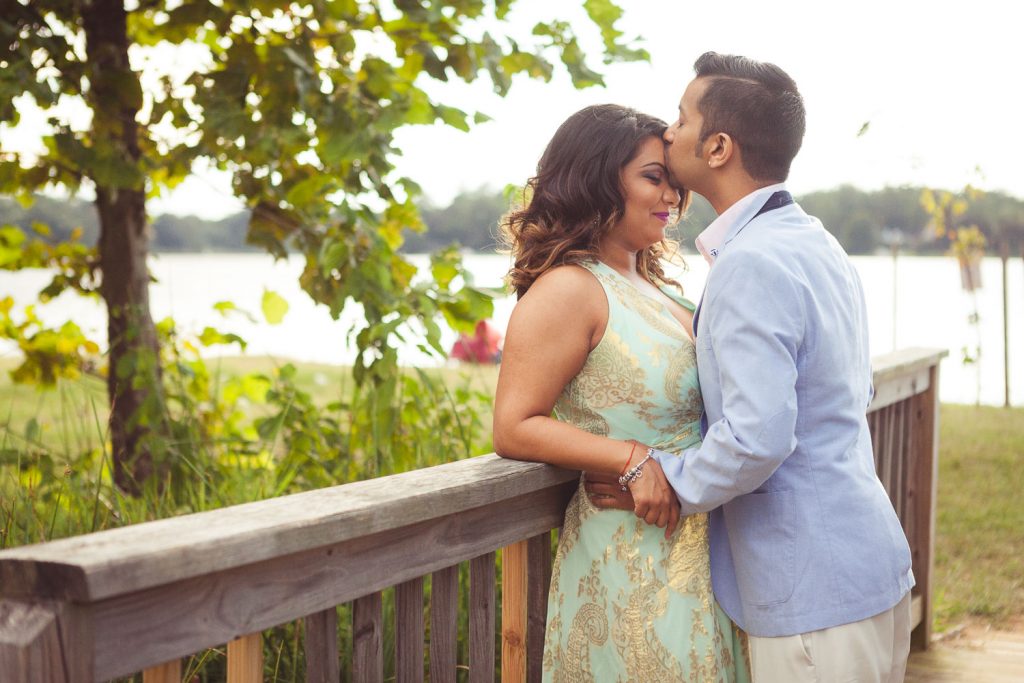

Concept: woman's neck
[[597, 244, 638, 279]]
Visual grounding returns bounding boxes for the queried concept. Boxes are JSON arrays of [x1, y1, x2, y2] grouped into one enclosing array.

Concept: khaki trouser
[[748, 592, 912, 683]]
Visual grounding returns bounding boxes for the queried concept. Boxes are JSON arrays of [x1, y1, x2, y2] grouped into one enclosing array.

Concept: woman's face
[[608, 136, 681, 251]]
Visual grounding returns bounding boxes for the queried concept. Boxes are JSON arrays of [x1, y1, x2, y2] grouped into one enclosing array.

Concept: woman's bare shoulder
[[525, 263, 603, 302], [511, 264, 607, 345]]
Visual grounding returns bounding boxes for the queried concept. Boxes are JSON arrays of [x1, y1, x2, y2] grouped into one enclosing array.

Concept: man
[[589, 53, 914, 681]]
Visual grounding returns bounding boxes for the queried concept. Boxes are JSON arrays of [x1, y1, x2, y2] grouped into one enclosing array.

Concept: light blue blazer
[[655, 197, 914, 637]]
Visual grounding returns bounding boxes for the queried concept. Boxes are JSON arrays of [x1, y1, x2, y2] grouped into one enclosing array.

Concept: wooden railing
[[0, 347, 946, 682], [866, 347, 947, 651]]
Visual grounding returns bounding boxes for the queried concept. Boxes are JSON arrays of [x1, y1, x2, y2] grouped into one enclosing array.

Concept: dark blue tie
[[751, 190, 793, 220]]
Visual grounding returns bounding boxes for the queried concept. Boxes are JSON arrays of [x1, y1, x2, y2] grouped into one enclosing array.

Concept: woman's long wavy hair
[[500, 104, 690, 299]]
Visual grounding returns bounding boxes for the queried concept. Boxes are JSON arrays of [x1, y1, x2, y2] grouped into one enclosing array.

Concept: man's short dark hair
[[693, 52, 806, 182]]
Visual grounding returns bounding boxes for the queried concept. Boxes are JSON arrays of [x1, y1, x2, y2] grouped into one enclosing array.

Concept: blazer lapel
[[692, 287, 704, 339]]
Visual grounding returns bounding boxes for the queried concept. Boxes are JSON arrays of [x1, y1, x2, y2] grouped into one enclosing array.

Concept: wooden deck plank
[[429, 566, 458, 683], [906, 630, 1024, 682]]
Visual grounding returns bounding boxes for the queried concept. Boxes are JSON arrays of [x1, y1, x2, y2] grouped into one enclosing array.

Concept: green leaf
[[496, 0, 515, 19], [198, 326, 247, 349], [431, 251, 460, 289], [405, 88, 435, 125], [436, 105, 470, 132], [261, 289, 289, 325], [582, 0, 648, 63], [286, 175, 334, 208], [213, 301, 237, 315]]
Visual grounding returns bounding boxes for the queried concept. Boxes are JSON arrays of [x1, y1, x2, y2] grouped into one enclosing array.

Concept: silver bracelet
[[617, 448, 653, 491]]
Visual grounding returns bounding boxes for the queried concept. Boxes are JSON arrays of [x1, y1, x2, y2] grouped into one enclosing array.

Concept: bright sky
[[388, 0, 1024, 210], [8, 0, 1023, 219]]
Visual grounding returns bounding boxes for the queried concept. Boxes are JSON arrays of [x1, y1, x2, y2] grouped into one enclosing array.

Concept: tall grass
[[0, 355, 499, 681], [0, 356, 498, 546]]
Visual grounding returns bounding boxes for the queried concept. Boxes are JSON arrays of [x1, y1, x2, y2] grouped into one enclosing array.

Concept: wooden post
[[429, 566, 459, 683], [909, 362, 941, 651], [0, 600, 67, 683], [1002, 240, 1011, 407], [304, 608, 339, 683], [526, 532, 552, 683], [0, 600, 93, 683], [395, 577, 425, 683], [353, 592, 384, 683], [469, 552, 495, 683], [227, 632, 263, 683], [501, 541, 528, 683], [143, 658, 182, 683]]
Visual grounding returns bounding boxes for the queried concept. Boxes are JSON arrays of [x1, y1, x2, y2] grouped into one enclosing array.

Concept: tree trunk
[[82, 0, 164, 494]]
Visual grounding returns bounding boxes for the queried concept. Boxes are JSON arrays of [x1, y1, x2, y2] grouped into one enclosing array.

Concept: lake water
[[2, 252, 1021, 406]]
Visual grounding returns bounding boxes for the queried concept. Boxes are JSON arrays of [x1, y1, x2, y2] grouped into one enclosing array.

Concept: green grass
[[0, 356, 500, 453], [933, 404, 1024, 630]]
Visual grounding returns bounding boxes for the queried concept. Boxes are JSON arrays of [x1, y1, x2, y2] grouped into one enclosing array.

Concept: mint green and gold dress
[[542, 261, 750, 683]]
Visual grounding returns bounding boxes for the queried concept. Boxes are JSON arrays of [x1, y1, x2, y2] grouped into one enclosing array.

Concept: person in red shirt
[[449, 320, 503, 364]]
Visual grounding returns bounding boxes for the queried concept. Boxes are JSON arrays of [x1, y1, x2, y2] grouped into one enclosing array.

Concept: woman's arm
[[493, 266, 678, 535]]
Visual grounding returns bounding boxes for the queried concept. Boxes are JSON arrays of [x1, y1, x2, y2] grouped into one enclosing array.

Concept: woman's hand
[[628, 456, 680, 539], [584, 471, 634, 510]]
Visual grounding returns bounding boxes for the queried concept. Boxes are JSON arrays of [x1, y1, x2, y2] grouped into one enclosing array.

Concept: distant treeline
[[3, 185, 1023, 256], [0, 194, 258, 253]]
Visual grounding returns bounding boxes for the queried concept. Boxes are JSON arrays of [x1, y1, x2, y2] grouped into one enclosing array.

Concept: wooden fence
[[0, 347, 947, 682]]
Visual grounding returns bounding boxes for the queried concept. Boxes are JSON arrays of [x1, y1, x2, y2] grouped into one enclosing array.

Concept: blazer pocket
[[724, 490, 797, 606]]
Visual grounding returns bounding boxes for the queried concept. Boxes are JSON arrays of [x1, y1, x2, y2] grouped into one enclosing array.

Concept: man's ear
[[705, 132, 734, 169]]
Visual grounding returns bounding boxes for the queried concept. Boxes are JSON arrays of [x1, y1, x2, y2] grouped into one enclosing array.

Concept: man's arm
[[655, 251, 803, 515]]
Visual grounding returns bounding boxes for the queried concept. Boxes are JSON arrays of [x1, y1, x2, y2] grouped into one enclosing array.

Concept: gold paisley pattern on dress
[[665, 344, 704, 427], [664, 513, 712, 600], [596, 269, 690, 344], [559, 329, 656, 413], [554, 400, 610, 437], [542, 261, 750, 682]]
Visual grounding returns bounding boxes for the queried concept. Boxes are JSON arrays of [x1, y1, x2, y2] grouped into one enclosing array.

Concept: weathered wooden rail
[[0, 347, 946, 682]]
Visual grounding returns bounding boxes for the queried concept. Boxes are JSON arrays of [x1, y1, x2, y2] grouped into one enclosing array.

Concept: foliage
[[0, 220, 97, 299], [0, 301, 100, 385], [0, 317, 497, 544], [920, 187, 988, 396], [0, 220, 100, 387], [921, 187, 977, 237], [946, 224, 987, 262], [0, 0, 644, 485]]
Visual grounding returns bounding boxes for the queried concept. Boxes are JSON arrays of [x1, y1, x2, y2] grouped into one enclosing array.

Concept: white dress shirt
[[694, 182, 788, 265]]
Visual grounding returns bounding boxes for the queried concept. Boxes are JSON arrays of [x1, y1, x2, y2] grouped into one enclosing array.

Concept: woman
[[493, 104, 750, 682]]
